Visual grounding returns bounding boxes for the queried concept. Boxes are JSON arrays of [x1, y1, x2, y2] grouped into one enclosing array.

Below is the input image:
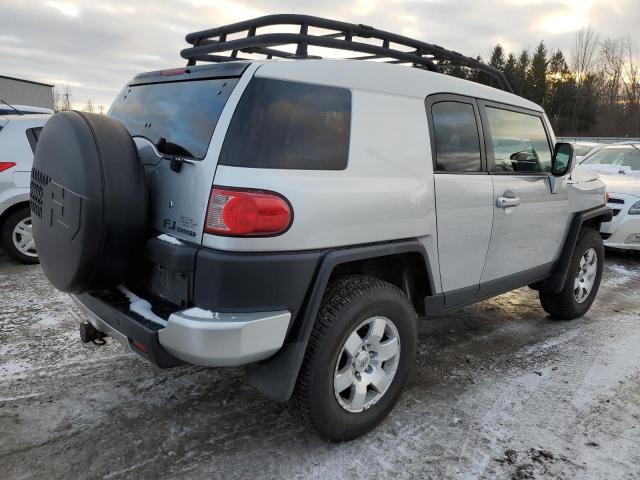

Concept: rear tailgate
[[108, 62, 257, 244]]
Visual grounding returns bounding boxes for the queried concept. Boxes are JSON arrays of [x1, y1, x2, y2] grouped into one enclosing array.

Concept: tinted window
[[109, 78, 239, 159], [219, 78, 351, 170], [432, 101, 481, 172], [486, 107, 552, 173], [25, 127, 43, 153], [581, 145, 640, 171]]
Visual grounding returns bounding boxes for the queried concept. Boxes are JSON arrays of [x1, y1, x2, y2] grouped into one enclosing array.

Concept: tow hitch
[[79, 322, 107, 345]]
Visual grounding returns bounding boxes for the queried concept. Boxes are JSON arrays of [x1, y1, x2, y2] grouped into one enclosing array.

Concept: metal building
[[0, 75, 54, 109]]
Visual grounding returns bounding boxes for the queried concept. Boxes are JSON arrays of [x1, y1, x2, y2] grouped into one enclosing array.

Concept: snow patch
[[117, 286, 168, 327], [156, 234, 184, 246], [608, 263, 640, 278], [181, 307, 221, 320], [579, 164, 640, 177]]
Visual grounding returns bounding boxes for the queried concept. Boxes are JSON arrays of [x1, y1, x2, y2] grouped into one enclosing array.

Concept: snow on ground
[[0, 249, 639, 479]]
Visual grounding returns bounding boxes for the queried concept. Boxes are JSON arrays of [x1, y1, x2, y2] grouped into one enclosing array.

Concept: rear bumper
[[73, 293, 291, 367], [71, 236, 320, 368]]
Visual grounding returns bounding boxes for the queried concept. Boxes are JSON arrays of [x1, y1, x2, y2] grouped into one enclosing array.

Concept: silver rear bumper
[[72, 295, 290, 367]]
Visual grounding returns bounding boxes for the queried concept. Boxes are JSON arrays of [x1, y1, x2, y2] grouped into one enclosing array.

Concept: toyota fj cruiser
[[31, 15, 611, 441]]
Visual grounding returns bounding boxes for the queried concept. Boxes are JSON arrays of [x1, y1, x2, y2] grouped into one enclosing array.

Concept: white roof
[[2, 104, 54, 114], [252, 59, 542, 112]]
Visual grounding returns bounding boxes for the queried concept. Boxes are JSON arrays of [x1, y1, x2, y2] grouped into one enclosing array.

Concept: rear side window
[[431, 101, 482, 172], [109, 78, 239, 159], [219, 78, 351, 170], [485, 107, 552, 173], [26, 127, 43, 153]]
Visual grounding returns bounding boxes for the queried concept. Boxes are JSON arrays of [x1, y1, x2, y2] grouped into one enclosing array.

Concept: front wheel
[[288, 275, 417, 441], [0, 206, 39, 264], [539, 228, 604, 319]]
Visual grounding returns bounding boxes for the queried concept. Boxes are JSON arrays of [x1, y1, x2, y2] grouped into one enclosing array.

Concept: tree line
[[484, 28, 640, 137]]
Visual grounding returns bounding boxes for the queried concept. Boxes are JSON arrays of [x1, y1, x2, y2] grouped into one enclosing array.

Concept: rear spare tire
[[30, 111, 147, 293]]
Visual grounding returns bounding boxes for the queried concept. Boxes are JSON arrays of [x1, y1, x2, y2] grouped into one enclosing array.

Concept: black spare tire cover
[[31, 111, 147, 293]]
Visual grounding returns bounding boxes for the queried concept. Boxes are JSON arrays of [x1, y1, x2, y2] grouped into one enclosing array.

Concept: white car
[[0, 111, 51, 263], [576, 143, 640, 250], [571, 141, 602, 163]]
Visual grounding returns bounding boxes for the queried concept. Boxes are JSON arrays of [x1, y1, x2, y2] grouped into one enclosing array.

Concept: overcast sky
[[1, 0, 638, 110]]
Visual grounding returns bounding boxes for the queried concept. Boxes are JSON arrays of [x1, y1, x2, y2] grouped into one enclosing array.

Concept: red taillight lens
[[205, 187, 292, 236], [131, 340, 149, 353], [0, 162, 16, 173]]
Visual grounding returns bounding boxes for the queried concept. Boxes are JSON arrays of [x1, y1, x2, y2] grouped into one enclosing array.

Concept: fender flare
[[245, 239, 435, 401], [536, 205, 612, 294]]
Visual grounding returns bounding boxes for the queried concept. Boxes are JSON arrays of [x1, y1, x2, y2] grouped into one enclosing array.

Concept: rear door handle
[[496, 195, 521, 209]]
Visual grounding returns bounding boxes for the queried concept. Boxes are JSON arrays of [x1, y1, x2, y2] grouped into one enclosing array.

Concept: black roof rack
[[181, 14, 513, 93]]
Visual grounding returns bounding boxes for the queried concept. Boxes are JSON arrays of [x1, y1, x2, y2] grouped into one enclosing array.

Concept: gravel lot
[[1, 248, 639, 479]]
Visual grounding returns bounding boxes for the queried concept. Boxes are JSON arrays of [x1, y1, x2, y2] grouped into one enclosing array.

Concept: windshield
[[573, 144, 596, 156], [580, 145, 640, 174], [109, 78, 239, 159]]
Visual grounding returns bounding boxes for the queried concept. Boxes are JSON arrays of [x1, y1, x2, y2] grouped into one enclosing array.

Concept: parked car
[[575, 143, 640, 250], [0, 111, 51, 263], [571, 141, 602, 163], [29, 15, 611, 441], [0, 104, 54, 116]]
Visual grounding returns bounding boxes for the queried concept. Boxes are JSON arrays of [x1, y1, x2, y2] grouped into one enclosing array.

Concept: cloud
[[0, 0, 638, 109]]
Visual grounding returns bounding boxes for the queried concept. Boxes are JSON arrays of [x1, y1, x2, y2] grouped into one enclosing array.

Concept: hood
[[574, 164, 640, 196]]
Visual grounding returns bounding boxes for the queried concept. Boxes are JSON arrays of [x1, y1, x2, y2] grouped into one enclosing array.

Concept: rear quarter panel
[[206, 86, 441, 291]]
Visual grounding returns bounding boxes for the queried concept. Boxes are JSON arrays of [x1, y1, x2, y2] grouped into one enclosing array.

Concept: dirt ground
[[1, 248, 639, 480]]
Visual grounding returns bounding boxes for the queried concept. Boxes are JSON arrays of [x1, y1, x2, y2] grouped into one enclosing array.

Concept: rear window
[[219, 78, 351, 170], [109, 78, 239, 159]]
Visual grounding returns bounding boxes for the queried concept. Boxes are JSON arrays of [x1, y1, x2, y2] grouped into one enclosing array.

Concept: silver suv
[[30, 15, 611, 441]]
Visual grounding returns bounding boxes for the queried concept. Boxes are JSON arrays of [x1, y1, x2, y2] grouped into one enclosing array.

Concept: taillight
[[0, 162, 16, 173], [161, 68, 190, 76], [205, 187, 292, 236]]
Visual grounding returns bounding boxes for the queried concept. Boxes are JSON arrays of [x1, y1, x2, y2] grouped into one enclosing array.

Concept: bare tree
[[572, 26, 599, 85], [619, 36, 640, 136], [599, 37, 624, 105], [52, 84, 72, 112], [83, 99, 94, 113]]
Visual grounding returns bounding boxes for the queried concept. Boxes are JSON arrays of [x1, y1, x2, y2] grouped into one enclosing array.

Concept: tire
[[539, 228, 604, 320], [289, 275, 417, 441], [30, 111, 147, 293], [0, 206, 39, 264]]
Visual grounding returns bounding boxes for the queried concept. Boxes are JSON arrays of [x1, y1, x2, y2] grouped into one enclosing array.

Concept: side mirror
[[552, 142, 574, 176]]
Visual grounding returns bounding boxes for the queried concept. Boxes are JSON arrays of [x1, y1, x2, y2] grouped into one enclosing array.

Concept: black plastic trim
[[423, 262, 555, 317], [536, 205, 613, 293], [129, 62, 249, 86], [76, 293, 183, 368], [245, 239, 435, 401]]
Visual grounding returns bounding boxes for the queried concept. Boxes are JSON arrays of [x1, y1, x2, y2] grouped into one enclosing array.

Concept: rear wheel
[[539, 228, 604, 319], [1, 206, 38, 264], [289, 275, 417, 441]]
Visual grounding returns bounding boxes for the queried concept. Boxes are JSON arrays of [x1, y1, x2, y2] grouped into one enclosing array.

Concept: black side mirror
[[552, 142, 574, 176]]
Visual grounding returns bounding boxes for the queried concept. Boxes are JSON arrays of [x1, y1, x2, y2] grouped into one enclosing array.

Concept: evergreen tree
[[489, 44, 506, 71], [503, 53, 517, 92], [513, 49, 530, 96], [546, 50, 575, 130], [527, 41, 548, 105]]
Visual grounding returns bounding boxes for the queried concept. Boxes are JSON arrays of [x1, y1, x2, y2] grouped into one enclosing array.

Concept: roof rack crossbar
[[182, 14, 512, 92]]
